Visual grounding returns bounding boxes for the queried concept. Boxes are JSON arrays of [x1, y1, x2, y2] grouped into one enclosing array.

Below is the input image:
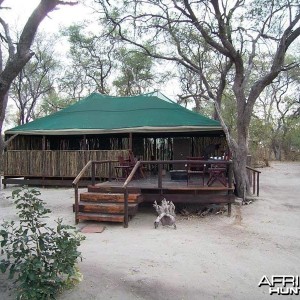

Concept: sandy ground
[[0, 161, 299, 300]]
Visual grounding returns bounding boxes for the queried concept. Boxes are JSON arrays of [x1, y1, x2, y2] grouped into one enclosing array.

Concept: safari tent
[[3, 92, 227, 186]]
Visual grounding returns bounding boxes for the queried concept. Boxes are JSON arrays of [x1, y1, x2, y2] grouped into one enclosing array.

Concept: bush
[[0, 187, 85, 299]]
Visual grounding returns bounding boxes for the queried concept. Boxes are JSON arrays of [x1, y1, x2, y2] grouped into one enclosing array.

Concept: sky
[[2, 0, 89, 31], [1, 0, 94, 60]]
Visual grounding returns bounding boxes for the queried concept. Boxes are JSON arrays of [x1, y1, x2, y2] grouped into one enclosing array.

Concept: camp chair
[[128, 150, 145, 178], [207, 161, 227, 186], [186, 156, 206, 186], [114, 156, 133, 181]]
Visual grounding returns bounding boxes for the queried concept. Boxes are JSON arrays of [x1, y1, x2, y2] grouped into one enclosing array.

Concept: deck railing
[[246, 166, 261, 197], [73, 158, 245, 228], [122, 159, 234, 227], [72, 159, 235, 228]]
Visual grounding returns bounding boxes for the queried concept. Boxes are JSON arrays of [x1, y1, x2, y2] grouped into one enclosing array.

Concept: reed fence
[[4, 150, 129, 178]]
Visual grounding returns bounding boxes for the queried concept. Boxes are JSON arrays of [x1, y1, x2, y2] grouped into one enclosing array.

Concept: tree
[[61, 23, 114, 97], [36, 90, 77, 117], [10, 33, 59, 125], [95, 0, 300, 197], [177, 67, 209, 111], [63, 24, 165, 97], [113, 47, 156, 95], [177, 65, 221, 117], [0, 0, 78, 151], [252, 64, 300, 161]]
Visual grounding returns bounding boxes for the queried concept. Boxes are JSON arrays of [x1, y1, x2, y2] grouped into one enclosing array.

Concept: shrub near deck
[[0, 187, 85, 300]]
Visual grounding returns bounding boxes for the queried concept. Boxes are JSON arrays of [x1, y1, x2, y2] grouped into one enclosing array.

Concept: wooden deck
[[92, 173, 235, 203], [72, 159, 236, 227], [75, 174, 235, 226]]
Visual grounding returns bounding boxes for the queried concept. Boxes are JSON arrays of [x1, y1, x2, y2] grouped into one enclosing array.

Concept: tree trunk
[[230, 104, 251, 197], [213, 98, 251, 198], [271, 138, 282, 161], [0, 134, 4, 170], [0, 93, 8, 156], [231, 143, 250, 198]]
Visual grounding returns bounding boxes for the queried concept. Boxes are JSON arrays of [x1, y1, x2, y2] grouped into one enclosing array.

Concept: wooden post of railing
[[122, 161, 141, 228], [227, 162, 234, 217], [252, 171, 256, 195], [228, 162, 233, 189], [246, 166, 261, 197], [91, 161, 95, 186], [247, 155, 252, 186], [72, 160, 96, 225], [74, 184, 79, 224], [124, 188, 129, 228], [257, 172, 260, 197], [158, 163, 162, 194]]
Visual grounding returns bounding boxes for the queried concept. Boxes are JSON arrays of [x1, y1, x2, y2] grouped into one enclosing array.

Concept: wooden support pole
[[83, 135, 87, 150], [42, 135, 46, 150], [129, 132, 133, 150], [228, 203, 231, 217]]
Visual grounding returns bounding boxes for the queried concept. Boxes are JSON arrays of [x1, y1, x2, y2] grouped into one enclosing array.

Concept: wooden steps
[[78, 202, 138, 214], [77, 212, 124, 223], [75, 188, 142, 224], [80, 192, 141, 203], [88, 185, 141, 194]]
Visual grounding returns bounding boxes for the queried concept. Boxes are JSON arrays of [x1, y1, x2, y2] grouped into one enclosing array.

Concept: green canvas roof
[[6, 92, 222, 135]]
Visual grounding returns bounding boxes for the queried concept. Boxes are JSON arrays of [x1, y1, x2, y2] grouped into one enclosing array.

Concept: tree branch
[[247, 11, 300, 114], [0, 17, 15, 57], [58, 1, 78, 5], [182, 0, 231, 57]]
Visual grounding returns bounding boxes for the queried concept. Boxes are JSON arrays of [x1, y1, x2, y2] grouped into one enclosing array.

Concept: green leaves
[[0, 187, 85, 299], [0, 260, 10, 273]]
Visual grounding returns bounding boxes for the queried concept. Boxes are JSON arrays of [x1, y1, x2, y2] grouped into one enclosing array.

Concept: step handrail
[[246, 165, 261, 196], [73, 160, 93, 186], [122, 160, 141, 227], [72, 159, 117, 224], [73, 160, 92, 225]]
